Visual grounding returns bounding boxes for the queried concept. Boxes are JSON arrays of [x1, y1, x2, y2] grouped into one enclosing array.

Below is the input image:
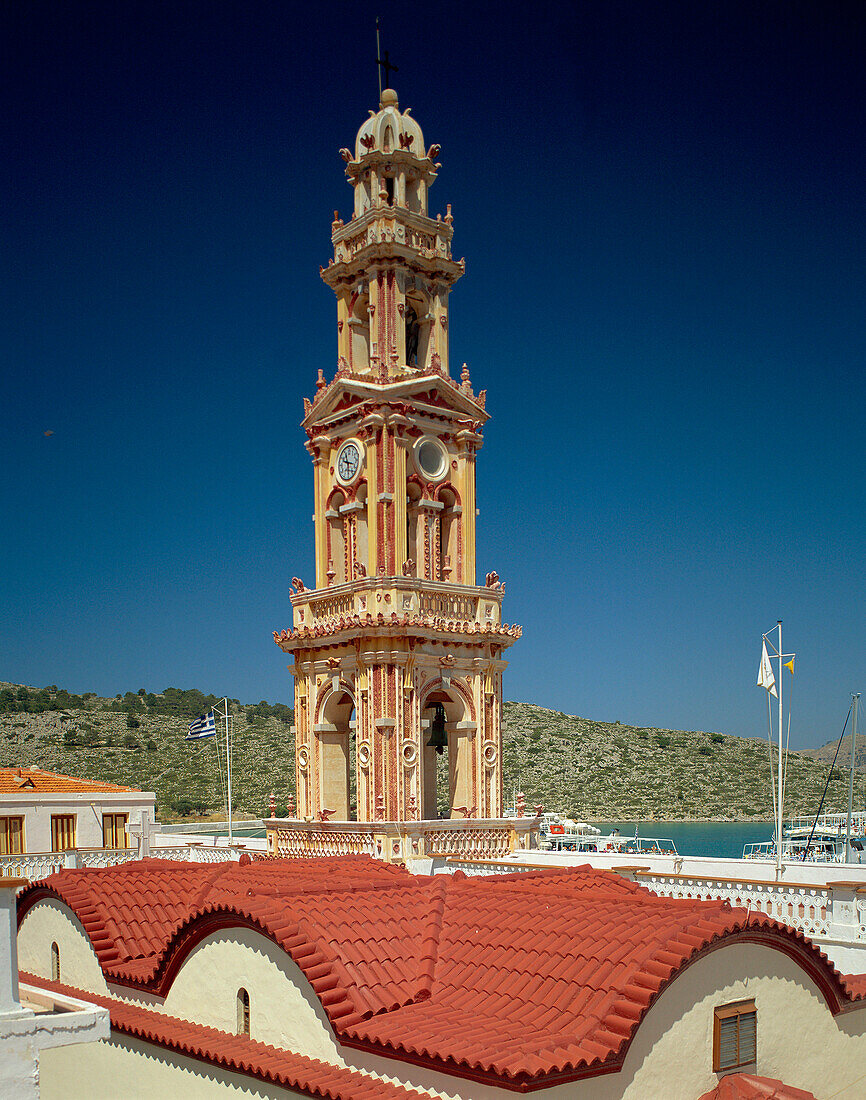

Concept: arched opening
[[51, 941, 60, 983], [354, 482, 368, 576], [406, 480, 422, 570], [404, 289, 430, 368], [237, 987, 250, 1036], [438, 486, 460, 582], [383, 125, 393, 153], [317, 688, 358, 820], [326, 490, 347, 585], [384, 175, 395, 205], [421, 687, 472, 820], [406, 175, 422, 214], [348, 292, 370, 371]]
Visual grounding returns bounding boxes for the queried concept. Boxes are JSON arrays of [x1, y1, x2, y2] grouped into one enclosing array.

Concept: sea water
[[588, 820, 775, 859]]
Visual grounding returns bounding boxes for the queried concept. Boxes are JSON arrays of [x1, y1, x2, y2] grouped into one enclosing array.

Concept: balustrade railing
[[635, 872, 833, 940], [308, 592, 355, 620], [0, 843, 242, 881], [418, 592, 477, 620]]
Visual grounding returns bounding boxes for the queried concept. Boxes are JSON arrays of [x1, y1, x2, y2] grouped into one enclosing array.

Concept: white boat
[[744, 811, 866, 864], [538, 812, 600, 850]]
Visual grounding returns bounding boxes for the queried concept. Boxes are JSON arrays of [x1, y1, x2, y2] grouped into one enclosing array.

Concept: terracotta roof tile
[[17, 858, 866, 1091], [22, 973, 426, 1100], [697, 1073, 817, 1099], [0, 766, 145, 794]]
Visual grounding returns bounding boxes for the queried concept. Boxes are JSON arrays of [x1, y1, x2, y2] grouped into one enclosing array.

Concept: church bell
[[426, 703, 448, 755]]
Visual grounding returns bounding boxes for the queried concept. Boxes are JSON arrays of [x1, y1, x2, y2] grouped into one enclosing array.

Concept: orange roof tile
[[17, 858, 866, 1091], [697, 1073, 817, 1100], [22, 973, 426, 1100], [0, 766, 145, 795]]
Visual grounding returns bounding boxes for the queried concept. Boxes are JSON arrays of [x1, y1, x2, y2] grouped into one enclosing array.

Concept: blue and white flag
[[186, 711, 216, 740]]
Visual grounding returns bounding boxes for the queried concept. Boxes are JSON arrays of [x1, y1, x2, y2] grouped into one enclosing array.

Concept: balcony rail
[[266, 816, 538, 864], [290, 577, 505, 632]]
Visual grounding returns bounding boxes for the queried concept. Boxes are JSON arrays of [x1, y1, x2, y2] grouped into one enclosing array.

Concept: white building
[[0, 768, 155, 855]]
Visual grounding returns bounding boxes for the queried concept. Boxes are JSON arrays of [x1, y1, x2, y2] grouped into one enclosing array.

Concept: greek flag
[[186, 711, 216, 740]]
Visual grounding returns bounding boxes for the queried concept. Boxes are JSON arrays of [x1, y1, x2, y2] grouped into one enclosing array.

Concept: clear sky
[[3, 2, 865, 750]]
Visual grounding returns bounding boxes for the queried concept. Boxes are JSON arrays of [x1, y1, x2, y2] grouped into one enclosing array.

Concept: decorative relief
[[358, 740, 372, 769], [482, 741, 497, 767], [401, 740, 418, 767], [297, 745, 310, 772]]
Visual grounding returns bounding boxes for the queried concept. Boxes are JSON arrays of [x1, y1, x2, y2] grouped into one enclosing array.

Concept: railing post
[[828, 881, 861, 941]]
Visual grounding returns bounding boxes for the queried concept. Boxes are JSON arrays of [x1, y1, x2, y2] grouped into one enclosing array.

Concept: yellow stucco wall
[[39, 1034, 311, 1100], [163, 926, 343, 1065], [17, 899, 108, 995]]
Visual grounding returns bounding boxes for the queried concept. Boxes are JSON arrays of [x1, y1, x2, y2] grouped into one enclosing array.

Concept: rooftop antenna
[[375, 17, 398, 98]]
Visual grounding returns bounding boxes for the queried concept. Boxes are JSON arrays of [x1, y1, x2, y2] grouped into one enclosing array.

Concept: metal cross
[[376, 48, 399, 91]]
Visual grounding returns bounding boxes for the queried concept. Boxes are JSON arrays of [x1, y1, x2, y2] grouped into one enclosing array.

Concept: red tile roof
[[18, 858, 866, 1092], [697, 1073, 817, 1100], [0, 766, 144, 795], [22, 972, 426, 1100]]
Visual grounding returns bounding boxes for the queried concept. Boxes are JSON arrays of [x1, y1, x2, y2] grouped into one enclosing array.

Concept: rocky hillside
[[0, 683, 857, 822], [503, 702, 860, 820]]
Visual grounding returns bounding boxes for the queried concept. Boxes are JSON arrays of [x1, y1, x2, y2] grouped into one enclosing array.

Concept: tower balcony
[[297, 577, 501, 628], [275, 578, 520, 652]]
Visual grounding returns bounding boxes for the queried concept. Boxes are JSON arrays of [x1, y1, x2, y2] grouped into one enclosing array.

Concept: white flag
[[757, 641, 777, 697]]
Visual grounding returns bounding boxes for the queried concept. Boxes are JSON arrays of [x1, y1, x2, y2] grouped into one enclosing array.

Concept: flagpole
[[224, 698, 233, 845], [776, 621, 783, 877]]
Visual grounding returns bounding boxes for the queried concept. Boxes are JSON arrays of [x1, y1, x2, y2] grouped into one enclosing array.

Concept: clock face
[[337, 441, 361, 482]]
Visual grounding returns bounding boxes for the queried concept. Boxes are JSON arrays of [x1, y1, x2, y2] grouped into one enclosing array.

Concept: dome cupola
[[353, 88, 425, 160]]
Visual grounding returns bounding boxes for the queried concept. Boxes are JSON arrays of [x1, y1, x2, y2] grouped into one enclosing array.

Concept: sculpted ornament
[[402, 558, 415, 576], [291, 577, 307, 594]]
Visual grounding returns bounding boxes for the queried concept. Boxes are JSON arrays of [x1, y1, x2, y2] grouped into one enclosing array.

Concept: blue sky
[[3, 2, 865, 749]]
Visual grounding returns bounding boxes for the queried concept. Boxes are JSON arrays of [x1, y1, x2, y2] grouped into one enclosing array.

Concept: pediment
[[303, 371, 487, 432]]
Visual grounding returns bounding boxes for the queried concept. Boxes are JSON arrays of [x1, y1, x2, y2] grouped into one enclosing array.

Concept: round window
[[416, 438, 446, 480]]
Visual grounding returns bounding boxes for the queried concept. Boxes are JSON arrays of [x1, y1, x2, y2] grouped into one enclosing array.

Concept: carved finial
[[427, 144, 441, 161], [431, 352, 442, 373], [287, 792, 295, 817], [477, 389, 486, 409], [401, 558, 415, 577], [444, 203, 453, 225], [316, 368, 326, 390], [326, 560, 336, 585], [291, 577, 307, 594], [318, 807, 336, 822], [399, 132, 414, 149], [354, 560, 367, 579], [339, 148, 352, 163], [303, 397, 312, 416], [268, 791, 276, 817], [516, 792, 525, 818]]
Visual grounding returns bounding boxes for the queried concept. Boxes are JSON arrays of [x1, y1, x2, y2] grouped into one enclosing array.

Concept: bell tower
[[274, 89, 521, 826]]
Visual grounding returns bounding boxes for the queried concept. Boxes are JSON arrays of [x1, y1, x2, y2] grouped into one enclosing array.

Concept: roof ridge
[[412, 876, 449, 1002]]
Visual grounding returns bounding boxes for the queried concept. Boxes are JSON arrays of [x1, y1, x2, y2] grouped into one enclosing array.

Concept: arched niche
[[437, 484, 461, 582], [348, 291, 370, 371], [325, 489, 347, 584], [353, 481, 368, 576], [406, 478, 423, 570], [315, 685, 358, 821], [404, 288, 431, 368], [420, 683, 473, 820]]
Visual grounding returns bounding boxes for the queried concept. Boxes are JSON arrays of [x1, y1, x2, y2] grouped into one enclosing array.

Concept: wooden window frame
[[0, 815, 25, 855], [50, 814, 76, 852], [713, 999, 757, 1072], [102, 812, 128, 849]]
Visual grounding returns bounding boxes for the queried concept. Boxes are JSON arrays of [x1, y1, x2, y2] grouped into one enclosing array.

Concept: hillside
[[0, 683, 858, 822]]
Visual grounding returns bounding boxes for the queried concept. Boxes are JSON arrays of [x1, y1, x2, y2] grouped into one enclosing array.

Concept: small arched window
[[237, 987, 250, 1037], [51, 941, 60, 983]]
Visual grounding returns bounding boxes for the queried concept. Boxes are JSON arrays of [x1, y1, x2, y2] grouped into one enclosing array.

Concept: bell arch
[[315, 682, 358, 820], [419, 678, 474, 820]]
